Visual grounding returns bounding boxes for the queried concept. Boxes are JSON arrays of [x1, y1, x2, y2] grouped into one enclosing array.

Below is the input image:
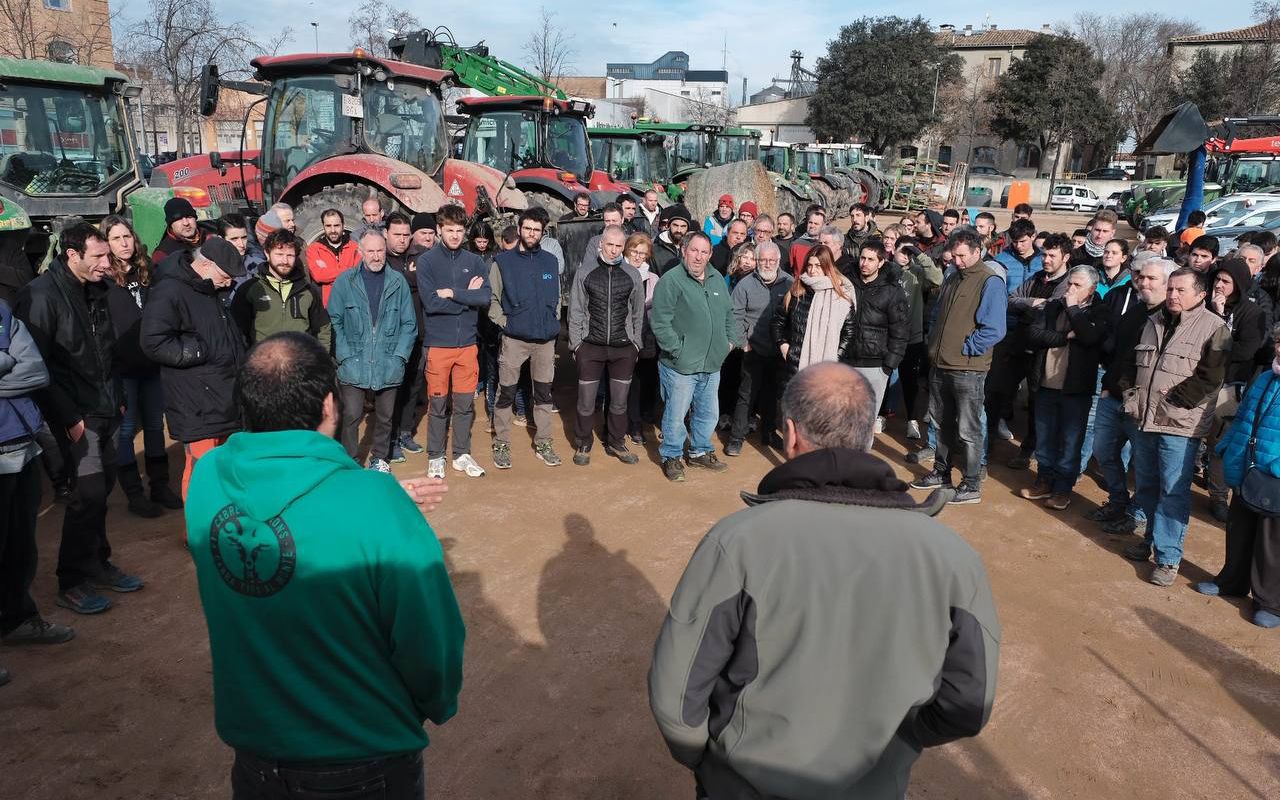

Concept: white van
[[1048, 184, 1102, 212]]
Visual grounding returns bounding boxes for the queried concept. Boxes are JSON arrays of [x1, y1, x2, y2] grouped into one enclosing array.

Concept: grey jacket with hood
[[649, 448, 1000, 799]]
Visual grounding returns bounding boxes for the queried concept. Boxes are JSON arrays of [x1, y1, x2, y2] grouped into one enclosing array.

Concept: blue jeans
[[1094, 394, 1140, 516], [1078, 367, 1104, 468], [1131, 430, 1200, 566], [116, 375, 166, 466], [658, 363, 719, 461], [928, 369, 986, 484], [1032, 388, 1092, 494]]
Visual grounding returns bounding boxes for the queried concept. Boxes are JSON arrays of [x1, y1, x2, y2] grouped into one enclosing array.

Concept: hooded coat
[[1213, 257, 1269, 385]]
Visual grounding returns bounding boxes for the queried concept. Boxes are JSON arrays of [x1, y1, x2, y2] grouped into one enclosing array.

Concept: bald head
[[237, 332, 338, 434], [780, 362, 874, 456]]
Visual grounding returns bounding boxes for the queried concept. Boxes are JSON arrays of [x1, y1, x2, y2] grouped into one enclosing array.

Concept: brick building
[[0, 0, 116, 69]]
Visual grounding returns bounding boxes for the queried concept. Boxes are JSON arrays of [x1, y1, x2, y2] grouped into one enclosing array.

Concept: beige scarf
[[798, 275, 853, 369]]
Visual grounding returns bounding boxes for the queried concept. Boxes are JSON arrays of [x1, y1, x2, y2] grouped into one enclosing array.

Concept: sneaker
[[1044, 493, 1072, 511], [905, 446, 934, 465], [389, 444, 406, 464], [874, 416, 886, 434], [367, 458, 392, 474], [1149, 563, 1179, 587], [723, 440, 744, 457], [628, 431, 646, 445], [52, 480, 72, 505], [91, 562, 144, 593], [1252, 608, 1280, 628], [662, 457, 686, 482], [905, 420, 922, 440], [491, 442, 512, 470], [1006, 454, 1031, 470], [1087, 501, 1127, 523], [1122, 541, 1152, 562], [151, 484, 184, 510], [1104, 515, 1145, 536], [452, 454, 486, 478], [995, 419, 1014, 441], [1211, 501, 1229, 523], [910, 471, 950, 490], [604, 442, 640, 464], [427, 457, 446, 478], [573, 447, 591, 466], [686, 451, 728, 472], [398, 433, 425, 455], [949, 481, 982, 505], [1019, 478, 1053, 500], [1, 617, 75, 646], [534, 440, 562, 467], [512, 413, 528, 427], [56, 584, 111, 615], [126, 492, 163, 519], [1192, 581, 1221, 596]]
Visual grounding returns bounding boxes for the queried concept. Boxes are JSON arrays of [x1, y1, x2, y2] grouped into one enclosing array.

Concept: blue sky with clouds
[[117, 1, 1257, 99]]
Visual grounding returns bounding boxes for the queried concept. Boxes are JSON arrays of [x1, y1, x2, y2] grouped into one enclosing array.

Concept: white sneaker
[[996, 419, 1014, 441], [427, 457, 446, 479], [906, 420, 922, 440], [367, 458, 392, 474], [874, 416, 885, 434], [452, 453, 486, 478]]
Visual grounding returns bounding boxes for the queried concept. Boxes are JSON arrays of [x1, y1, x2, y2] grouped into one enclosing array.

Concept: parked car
[[1141, 193, 1280, 232], [1085, 167, 1130, 180], [1101, 191, 1123, 210], [137, 152, 155, 183], [1207, 215, 1280, 256], [1048, 183, 1102, 212], [969, 165, 1012, 177]]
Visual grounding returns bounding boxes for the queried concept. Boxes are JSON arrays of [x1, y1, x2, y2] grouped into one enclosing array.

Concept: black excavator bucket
[[1136, 103, 1210, 155]]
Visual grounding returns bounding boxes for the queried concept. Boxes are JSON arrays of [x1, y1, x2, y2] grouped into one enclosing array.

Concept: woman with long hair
[[624, 232, 661, 442], [101, 214, 182, 517], [1096, 238, 1132, 298], [771, 244, 855, 376]]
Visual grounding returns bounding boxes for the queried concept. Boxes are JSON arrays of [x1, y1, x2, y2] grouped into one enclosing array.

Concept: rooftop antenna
[[722, 32, 728, 70]]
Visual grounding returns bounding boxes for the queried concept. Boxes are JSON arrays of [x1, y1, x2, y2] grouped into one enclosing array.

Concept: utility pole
[[722, 32, 727, 70], [311, 22, 319, 52], [741, 77, 747, 106]]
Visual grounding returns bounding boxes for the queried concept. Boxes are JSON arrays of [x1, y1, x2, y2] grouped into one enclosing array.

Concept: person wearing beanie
[[411, 212, 437, 251], [254, 209, 284, 248], [152, 197, 204, 264], [737, 201, 758, 232], [654, 205, 692, 275], [305, 208, 361, 306], [703, 194, 736, 246]]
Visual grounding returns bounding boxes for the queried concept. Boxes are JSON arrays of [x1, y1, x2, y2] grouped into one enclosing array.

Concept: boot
[[120, 462, 162, 518], [147, 456, 183, 510]]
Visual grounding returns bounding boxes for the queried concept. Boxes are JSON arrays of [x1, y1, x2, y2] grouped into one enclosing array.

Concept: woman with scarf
[[624, 233, 661, 443], [771, 245, 855, 380], [102, 214, 183, 518], [1198, 321, 1280, 629], [1095, 239, 1132, 298]]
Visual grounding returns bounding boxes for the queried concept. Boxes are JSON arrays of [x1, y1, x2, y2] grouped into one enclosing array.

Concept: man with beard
[[306, 208, 361, 307], [231, 230, 330, 349], [152, 198, 205, 263], [384, 212, 428, 461], [653, 205, 692, 274]]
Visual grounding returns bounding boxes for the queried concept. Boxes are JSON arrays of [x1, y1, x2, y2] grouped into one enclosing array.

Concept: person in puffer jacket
[[842, 240, 909, 429], [1198, 325, 1280, 629]]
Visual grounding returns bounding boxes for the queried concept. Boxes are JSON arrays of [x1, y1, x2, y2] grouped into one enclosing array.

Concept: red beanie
[[718, 194, 735, 207], [739, 201, 758, 217]]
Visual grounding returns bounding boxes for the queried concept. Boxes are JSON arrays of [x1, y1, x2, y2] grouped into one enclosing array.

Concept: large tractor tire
[[292, 183, 397, 245]]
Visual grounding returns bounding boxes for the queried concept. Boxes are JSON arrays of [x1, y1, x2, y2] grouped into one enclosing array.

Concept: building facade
[[604, 51, 729, 114], [0, 0, 115, 69]]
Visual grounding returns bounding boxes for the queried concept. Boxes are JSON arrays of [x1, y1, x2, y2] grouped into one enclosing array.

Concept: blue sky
[[117, 1, 1257, 99]]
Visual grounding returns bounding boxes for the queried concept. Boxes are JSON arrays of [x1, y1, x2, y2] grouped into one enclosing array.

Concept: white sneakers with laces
[[452, 453, 486, 478], [427, 457, 446, 479]]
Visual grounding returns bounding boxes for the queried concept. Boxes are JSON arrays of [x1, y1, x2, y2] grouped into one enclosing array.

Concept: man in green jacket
[[186, 332, 464, 798], [230, 230, 331, 351], [650, 232, 739, 482]]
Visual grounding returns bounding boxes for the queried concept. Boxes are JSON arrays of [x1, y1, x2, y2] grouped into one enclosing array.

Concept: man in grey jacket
[[726, 241, 791, 456], [567, 225, 645, 466], [650, 362, 1000, 799]]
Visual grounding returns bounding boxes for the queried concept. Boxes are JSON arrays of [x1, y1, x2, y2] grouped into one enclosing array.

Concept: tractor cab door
[[260, 75, 354, 203]]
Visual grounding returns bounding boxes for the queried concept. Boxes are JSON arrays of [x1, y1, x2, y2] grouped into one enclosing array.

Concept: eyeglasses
[[757, 258, 780, 265]]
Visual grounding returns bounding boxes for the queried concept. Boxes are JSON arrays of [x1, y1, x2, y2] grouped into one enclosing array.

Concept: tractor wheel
[[525, 191, 571, 232], [292, 183, 397, 245]]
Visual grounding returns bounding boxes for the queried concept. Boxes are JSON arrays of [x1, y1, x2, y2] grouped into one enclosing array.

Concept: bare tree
[[0, 0, 120, 66], [681, 87, 734, 126], [123, 0, 291, 156], [1235, 1, 1280, 114], [522, 6, 576, 84], [347, 0, 420, 58], [1068, 13, 1199, 143]]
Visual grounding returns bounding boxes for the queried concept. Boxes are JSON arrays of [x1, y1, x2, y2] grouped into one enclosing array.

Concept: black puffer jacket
[[771, 279, 856, 374], [583, 259, 633, 346], [15, 258, 119, 427], [140, 250, 246, 442], [843, 265, 910, 371]]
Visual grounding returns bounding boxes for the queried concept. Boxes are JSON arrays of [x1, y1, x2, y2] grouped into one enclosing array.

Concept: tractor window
[[362, 81, 447, 176], [262, 76, 349, 197], [464, 111, 537, 174], [590, 138, 609, 175], [0, 82, 131, 196], [608, 139, 641, 181], [760, 147, 786, 174], [546, 115, 590, 183], [673, 131, 708, 170]]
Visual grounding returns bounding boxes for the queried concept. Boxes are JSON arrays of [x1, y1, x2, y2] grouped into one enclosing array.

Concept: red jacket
[[306, 237, 361, 306]]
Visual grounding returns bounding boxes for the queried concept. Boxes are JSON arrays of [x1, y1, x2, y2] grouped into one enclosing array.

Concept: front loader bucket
[[553, 217, 598, 286], [1136, 103, 1210, 155]]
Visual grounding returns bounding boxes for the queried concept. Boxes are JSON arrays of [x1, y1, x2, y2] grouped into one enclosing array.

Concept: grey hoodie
[[731, 268, 792, 353]]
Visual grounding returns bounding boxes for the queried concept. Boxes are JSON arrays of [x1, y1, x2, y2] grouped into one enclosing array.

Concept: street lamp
[[311, 22, 319, 53], [924, 61, 941, 162]]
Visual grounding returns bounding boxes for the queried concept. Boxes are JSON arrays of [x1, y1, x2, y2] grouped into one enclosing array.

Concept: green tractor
[[633, 120, 721, 200], [588, 126, 673, 202], [758, 141, 821, 219], [712, 126, 761, 165], [0, 57, 217, 303]]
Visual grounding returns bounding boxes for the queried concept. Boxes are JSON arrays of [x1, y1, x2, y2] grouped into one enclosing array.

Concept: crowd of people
[[1, 181, 1279, 795]]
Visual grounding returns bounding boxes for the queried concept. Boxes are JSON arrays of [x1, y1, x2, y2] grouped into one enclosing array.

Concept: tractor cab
[[712, 127, 760, 166], [634, 120, 721, 184], [588, 127, 671, 198]]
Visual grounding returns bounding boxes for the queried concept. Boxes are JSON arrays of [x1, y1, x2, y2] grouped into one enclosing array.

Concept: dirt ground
[[3, 207, 1277, 799]]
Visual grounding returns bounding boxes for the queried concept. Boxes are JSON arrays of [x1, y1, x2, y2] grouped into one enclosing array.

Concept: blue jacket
[[1095, 269, 1132, 299], [493, 247, 561, 342], [0, 300, 47, 445], [329, 265, 418, 391], [992, 247, 1042, 292], [415, 244, 490, 348], [1217, 371, 1280, 487]]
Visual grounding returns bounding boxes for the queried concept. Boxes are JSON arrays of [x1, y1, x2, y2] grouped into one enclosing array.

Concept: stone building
[[0, 0, 115, 69]]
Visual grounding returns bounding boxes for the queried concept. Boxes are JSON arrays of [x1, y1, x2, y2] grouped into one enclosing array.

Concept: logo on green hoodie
[[210, 504, 297, 597]]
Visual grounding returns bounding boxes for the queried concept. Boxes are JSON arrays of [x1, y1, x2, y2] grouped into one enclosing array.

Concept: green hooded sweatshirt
[[186, 429, 465, 761]]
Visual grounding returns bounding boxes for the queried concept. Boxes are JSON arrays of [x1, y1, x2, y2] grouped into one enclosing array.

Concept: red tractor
[[162, 48, 525, 242]]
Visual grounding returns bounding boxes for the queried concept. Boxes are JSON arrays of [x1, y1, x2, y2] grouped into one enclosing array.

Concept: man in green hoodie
[[186, 332, 464, 798]]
